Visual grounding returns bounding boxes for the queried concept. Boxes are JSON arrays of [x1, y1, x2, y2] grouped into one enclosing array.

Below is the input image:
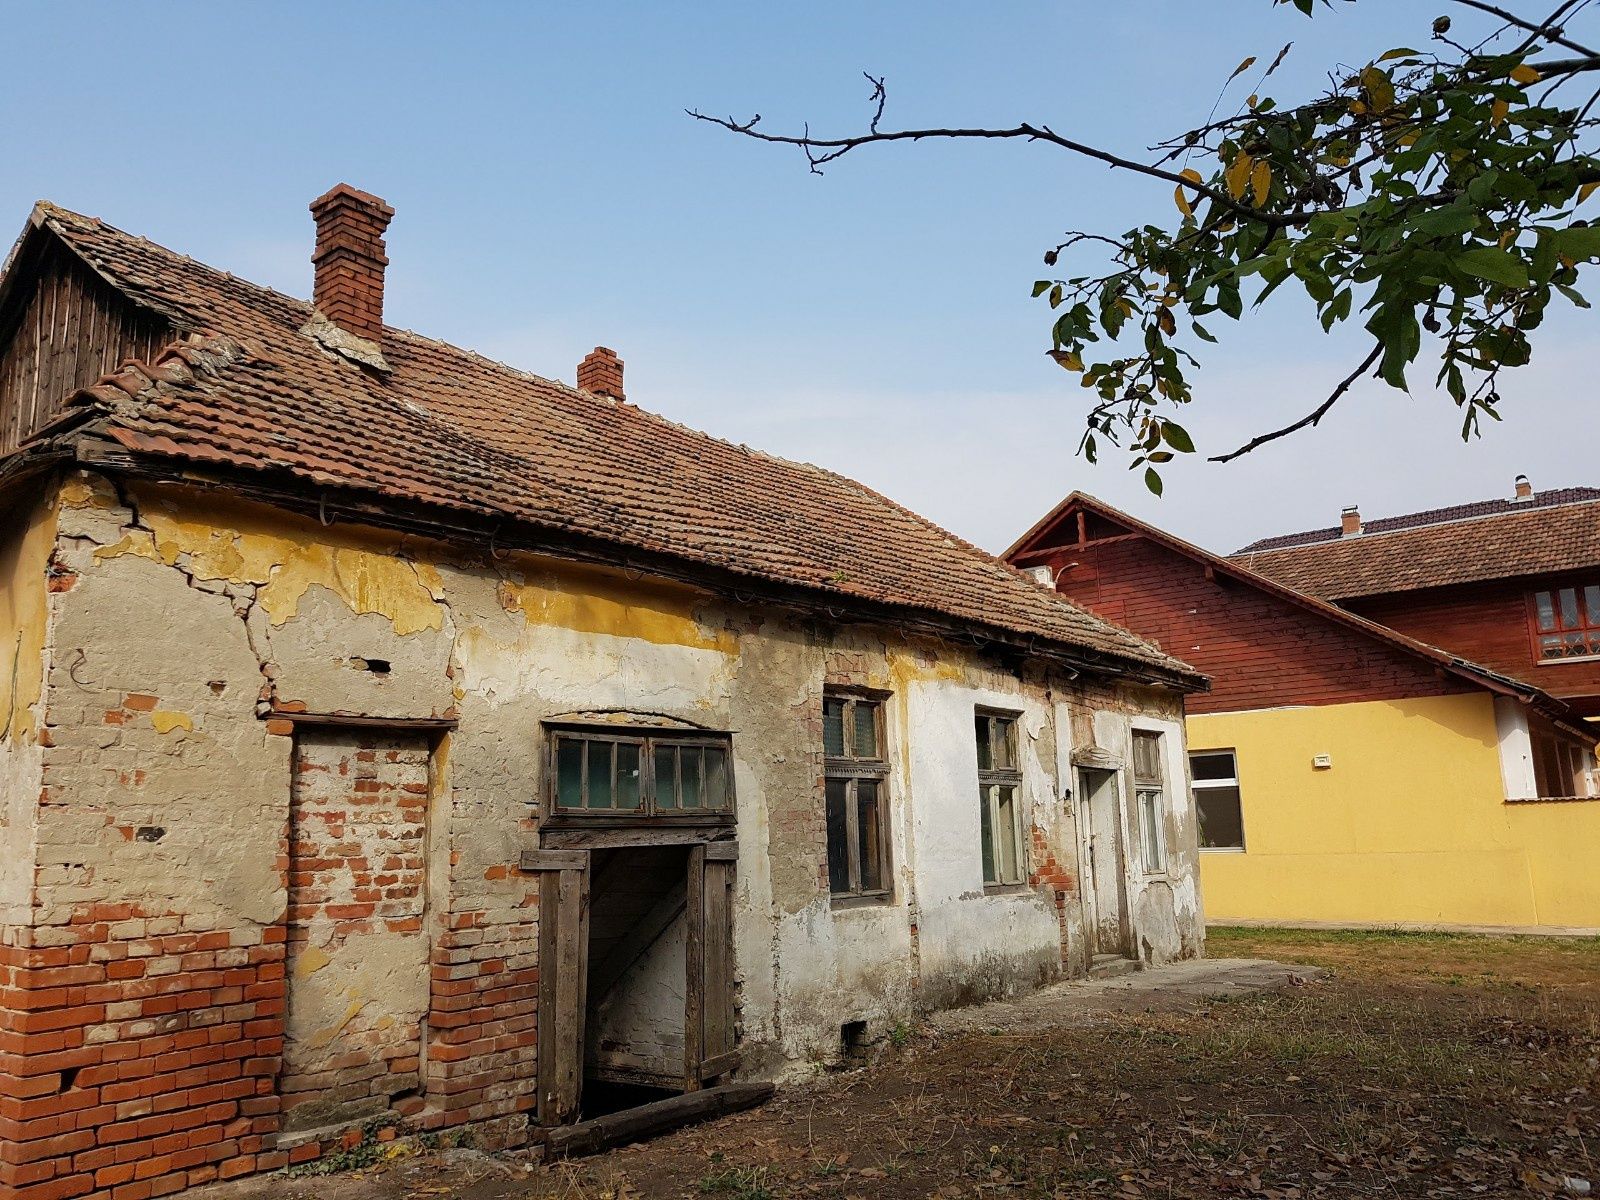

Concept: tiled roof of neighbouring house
[[5, 202, 1203, 687], [1232, 490, 1600, 600]]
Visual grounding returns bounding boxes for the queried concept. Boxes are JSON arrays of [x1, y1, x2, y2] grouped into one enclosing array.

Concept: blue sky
[[2, 2, 1592, 553]]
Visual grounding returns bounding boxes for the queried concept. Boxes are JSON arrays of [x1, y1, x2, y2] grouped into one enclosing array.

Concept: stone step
[[1088, 954, 1143, 981]]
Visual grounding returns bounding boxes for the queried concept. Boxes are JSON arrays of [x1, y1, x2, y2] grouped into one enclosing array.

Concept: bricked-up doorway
[[282, 728, 433, 1134]]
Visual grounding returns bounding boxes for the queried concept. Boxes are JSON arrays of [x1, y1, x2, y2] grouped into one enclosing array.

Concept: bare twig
[[1449, 0, 1599, 55], [1209, 342, 1385, 463]]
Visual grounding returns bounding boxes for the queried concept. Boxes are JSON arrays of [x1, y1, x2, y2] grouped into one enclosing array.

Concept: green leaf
[[1192, 321, 1219, 344], [1144, 467, 1164, 496], [1032, 280, 1052, 298], [1553, 226, 1600, 261], [1455, 247, 1530, 289], [1161, 421, 1196, 453]]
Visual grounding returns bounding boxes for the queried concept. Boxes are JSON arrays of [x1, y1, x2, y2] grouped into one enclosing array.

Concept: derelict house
[[0, 188, 1206, 1194]]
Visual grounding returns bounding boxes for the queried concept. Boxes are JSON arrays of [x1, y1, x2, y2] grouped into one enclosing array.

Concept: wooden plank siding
[[0, 239, 170, 455], [1037, 534, 1470, 715], [1348, 577, 1600, 715]]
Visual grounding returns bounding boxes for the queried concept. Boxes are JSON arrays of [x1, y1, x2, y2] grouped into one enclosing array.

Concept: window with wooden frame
[[823, 693, 892, 901], [1131, 731, 1168, 874], [1189, 750, 1245, 851], [547, 727, 734, 821], [975, 710, 1027, 887], [1528, 718, 1597, 800], [1530, 584, 1600, 661]]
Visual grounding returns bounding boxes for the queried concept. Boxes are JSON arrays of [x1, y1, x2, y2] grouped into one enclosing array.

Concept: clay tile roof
[[17, 202, 1202, 687], [1232, 491, 1600, 600]]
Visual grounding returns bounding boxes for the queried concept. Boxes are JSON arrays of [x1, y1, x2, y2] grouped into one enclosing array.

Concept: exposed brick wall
[[1038, 535, 1469, 714], [309, 185, 394, 343], [0, 915, 287, 1198]]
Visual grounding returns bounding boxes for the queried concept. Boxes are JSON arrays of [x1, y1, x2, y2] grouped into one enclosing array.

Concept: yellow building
[[1008, 493, 1600, 933]]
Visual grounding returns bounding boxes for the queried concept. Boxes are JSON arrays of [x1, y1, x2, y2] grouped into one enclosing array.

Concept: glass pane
[[979, 785, 996, 884], [995, 785, 1019, 883], [681, 747, 703, 809], [1139, 790, 1165, 872], [826, 778, 851, 893], [857, 779, 883, 892], [823, 698, 846, 757], [1586, 586, 1600, 626], [1535, 590, 1558, 631], [703, 746, 729, 810], [1196, 786, 1244, 849], [654, 745, 678, 809], [586, 741, 614, 808], [1560, 588, 1581, 628], [974, 714, 992, 772], [1540, 634, 1565, 659], [1190, 752, 1236, 782], [994, 719, 1015, 771], [556, 739, 584, 809], [615, 743, 641, 810], [852, 702, 879, 759]]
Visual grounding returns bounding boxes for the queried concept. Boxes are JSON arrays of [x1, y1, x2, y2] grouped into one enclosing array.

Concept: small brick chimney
[[578, 346, 625, 401], [309, 184, 395, 344], [1340, 505, 1362, 537], [1514, 474, 1533, 500]]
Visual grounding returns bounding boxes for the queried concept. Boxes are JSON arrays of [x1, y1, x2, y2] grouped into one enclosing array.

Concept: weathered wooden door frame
[[526, 838, 738, 1126]]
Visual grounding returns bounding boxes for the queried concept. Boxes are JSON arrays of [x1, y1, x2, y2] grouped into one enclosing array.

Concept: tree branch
[[1209, 343, 1385, 463], [685, 108, 1275, 226], [1449, 0, 1599, 56]]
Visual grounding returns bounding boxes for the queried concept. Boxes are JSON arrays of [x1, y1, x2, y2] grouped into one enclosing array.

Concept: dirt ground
[[210, 928, 1599, 1199]]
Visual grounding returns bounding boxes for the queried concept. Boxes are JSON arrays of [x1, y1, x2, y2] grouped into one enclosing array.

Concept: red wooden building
[[1232, 478, 1600, 719]]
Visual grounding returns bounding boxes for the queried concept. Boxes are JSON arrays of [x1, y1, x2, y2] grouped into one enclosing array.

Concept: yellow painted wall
[[1192, 694, 1600, 930], [0, 483, 55, 745]]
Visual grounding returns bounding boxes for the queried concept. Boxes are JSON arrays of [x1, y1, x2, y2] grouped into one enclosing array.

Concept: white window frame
[[1189, 749, 1246, 852]]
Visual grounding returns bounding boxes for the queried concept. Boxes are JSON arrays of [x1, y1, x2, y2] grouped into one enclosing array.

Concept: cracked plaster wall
[[30, 470, 1200, 1084], [0, 483, 55, 930]]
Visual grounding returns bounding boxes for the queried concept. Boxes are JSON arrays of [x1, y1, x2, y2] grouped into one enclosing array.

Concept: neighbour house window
[[549, 728, 733, 818], [1530, 584, 1600, 660], [1131, 731, 1168, 873], [975, 711, 1027, 887], [1529, 720, 1597, 800], [1189, 750, 1246, 851], [824, 693, 892, 900]]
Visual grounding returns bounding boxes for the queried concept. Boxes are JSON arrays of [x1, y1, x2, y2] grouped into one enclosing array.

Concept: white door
[[1078, 768, 1129, 957]]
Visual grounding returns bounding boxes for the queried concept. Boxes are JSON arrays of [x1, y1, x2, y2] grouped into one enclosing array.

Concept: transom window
[[1132, 731, 1168, 874], [549, 728, 733, 819], [1190, 750, 1245, 851], [824, 693, 892, 901], [976, 710, 1027, 887], [1531, 584, 1600, 660]]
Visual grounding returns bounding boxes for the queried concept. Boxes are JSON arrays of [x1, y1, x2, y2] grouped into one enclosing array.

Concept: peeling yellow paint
[[59, 475, 117, 509], [888, 644, 966, 692], [150, 711, 193, 735], [497, 567, 736, 653], [1, 487, 57, 745], [92, 484, 448, 635], [293, 943, 332, 979]]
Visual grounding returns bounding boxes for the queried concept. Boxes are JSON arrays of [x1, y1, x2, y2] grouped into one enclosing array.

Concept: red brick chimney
[[578, 346, 625, 401], [1340, 505, 1362, 537], [1514, 474, 1533, 500], [309, 184, 395, 344]]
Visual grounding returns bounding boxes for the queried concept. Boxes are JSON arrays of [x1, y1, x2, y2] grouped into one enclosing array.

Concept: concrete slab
[[931, 957, 1325, 1034]]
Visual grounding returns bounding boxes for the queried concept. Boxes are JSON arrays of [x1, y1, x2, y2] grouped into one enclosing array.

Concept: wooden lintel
[[520, 849, 589, 872], [703, 842, 739, 862], [264, 710, 458, 731], [699, 1049, 741, 1082], [545, 1082, 775, 1160], [541, 827, 737, 851]]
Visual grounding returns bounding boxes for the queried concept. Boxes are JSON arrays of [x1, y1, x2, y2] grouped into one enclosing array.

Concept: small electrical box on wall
[[1312, 754, 1333, 770]]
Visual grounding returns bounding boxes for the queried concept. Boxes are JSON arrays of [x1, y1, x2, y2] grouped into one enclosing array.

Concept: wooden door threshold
[[544, 1081, 775, 1160]]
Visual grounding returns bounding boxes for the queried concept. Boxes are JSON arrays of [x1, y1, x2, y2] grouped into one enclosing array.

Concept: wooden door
[[527, 850, 590, 1126], [1078, 769, 1129, 957], [685, 842, 739, 1088]]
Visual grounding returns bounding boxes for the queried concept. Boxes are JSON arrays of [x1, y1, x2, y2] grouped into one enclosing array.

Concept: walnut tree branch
[[1209, 342, 1385, 463]]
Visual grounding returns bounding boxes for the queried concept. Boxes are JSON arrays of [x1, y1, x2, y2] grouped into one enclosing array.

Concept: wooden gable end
[[0, 235, 171, 455], [1027, 516, 1470, 715]]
